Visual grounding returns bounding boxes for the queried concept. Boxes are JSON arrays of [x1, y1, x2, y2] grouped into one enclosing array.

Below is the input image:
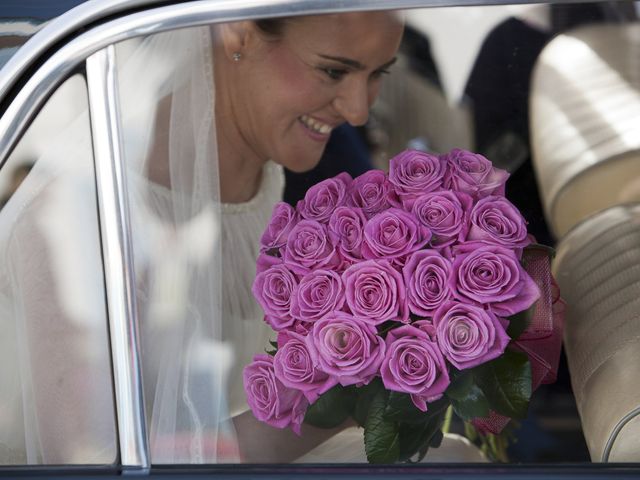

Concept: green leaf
[[445, 370, 473, 400], [417, 443, 430, 462], [304, 385, 351, 429], [445, 370, 490, 420], [343, 385, 358, 416], [429, 429, 444, 449], [384, 392, 429, 423], [354, 379, 384, 427], [506, 303, 535, 340], [398, 406, 447, 462], [364, 389, 400, 464], [445, 370, 489, 419], [473, 350, 532, 419], [450, 384, 490, 421], [376, 320, 402, 338], [398, 422, 429, 462], [265, 339, 279, 356]]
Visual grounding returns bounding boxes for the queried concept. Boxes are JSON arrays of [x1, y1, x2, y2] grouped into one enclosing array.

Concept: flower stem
[[442, 405, 453, 434]]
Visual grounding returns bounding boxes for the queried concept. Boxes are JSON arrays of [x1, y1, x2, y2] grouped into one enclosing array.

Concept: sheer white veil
[[115, 26, 237, 463], [0, 24, 238, 464], [0, 76, 117, 462]]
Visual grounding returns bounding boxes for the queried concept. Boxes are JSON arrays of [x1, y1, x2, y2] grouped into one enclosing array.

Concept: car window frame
[[0, 0, 639, 476]]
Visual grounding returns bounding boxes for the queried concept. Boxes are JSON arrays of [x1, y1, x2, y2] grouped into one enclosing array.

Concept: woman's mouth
[[299, 115, 333, 138]]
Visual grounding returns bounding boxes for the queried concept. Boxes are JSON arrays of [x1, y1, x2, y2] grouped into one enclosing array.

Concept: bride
[[162, 12, 481, 463], [0, 10, 484, 465]]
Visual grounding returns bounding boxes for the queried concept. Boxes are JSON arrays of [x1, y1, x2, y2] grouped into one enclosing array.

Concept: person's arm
[[233, 410, 354, 463]]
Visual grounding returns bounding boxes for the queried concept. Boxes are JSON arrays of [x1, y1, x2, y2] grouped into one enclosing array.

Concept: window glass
[[0, 75, 117, 465], [116, 1, 639, 466]]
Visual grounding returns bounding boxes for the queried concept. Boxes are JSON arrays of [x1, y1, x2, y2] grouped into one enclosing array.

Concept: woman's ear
[[218, 21, 255, 62]]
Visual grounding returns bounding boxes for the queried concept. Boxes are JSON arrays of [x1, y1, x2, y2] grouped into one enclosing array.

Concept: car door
[[0, 0, 639, 477]]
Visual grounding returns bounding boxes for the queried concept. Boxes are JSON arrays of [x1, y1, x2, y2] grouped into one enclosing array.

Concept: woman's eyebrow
[[317, 55, 398, 71], [318, 54, 365, 70], [377, 57, 397, 71]]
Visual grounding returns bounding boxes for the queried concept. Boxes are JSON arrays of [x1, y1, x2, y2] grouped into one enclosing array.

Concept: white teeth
[[300, 115, 332, 135]]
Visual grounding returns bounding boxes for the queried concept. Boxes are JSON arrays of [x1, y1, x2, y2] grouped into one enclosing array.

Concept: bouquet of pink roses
[[244, 149, 563, 463]]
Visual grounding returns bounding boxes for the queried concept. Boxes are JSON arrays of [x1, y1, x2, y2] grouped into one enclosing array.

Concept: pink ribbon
[[472, 246, 565, 435]]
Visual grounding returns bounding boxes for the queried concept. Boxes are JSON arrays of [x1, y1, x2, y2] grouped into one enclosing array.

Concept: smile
[[299, 115, 333, 135]]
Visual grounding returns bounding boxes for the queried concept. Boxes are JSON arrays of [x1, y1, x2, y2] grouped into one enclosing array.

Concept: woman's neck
[[216, 120, 265, 203], [214, 46, 267, 204]]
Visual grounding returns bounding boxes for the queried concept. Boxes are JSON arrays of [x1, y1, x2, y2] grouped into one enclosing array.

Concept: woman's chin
[[276, 153, 324, 173]]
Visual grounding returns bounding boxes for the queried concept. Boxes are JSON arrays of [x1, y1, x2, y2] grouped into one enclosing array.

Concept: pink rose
[[252, 264, 298, 331], [468, 196, 530, 249], [442, 148, 509, 199], [381, 324, 450, 412], [297, 172, 352, 223], [243, 354, 308, 435], [343, 259, 408, 325], [274, 331, 337, 403], [260, 202, 298, 252], [328, 206, 366, 263], [434, 301, 510, 370], [279, 320, 313, 340], [256, 252, 282, 275], [388, 150, 444, 208], [413, 319, 437, 339], [290, 269, 345, 322], [284, 220, 339, 275], [412, 191, 472, 247], [451, 243, 540, 317], [362, 208, 431, 266], [309, 312, 386, 386], [403, 249, 454, 317], [348, 170, 392, 219]]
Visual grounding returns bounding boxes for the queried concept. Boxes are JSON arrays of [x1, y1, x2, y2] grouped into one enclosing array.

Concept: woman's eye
[[371, 68, 391, 80], [321, 67, 348, 81]]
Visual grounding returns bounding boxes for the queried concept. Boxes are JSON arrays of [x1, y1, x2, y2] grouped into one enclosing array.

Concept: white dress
[[220, 160, 285, 417]]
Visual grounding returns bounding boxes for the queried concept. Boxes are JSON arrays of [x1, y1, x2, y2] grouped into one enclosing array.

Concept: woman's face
[[223, 12, 404, 173]]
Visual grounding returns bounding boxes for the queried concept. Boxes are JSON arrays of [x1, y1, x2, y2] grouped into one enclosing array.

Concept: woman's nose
[[334, 79, 371, 127]]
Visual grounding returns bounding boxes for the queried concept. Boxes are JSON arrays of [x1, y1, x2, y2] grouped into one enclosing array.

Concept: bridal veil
[[0, 25, 247, 464]]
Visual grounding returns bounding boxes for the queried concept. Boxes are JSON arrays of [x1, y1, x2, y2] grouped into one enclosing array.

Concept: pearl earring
[[232, 52, 242, 62]]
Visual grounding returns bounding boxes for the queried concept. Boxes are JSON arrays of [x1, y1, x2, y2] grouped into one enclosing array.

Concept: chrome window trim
[[0, 0, 152, 101], [87, 46, 149, 472]]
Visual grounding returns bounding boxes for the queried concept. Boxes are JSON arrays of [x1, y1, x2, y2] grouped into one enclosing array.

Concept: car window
[[0, 74, 117, 465], [117, 2, 640, 466], [1, 0, 640, 472]]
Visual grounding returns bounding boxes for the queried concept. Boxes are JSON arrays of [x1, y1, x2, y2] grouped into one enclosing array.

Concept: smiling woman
[[110, 11, 493, 464], [213, 13, 403, 202]]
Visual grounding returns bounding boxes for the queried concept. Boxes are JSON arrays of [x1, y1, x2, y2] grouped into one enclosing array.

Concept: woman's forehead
[[290, 11, 403, 31], [281, 12, 404, 61]]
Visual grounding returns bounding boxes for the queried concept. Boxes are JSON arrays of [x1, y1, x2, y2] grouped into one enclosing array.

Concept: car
[[0, 0, 639, 477]]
